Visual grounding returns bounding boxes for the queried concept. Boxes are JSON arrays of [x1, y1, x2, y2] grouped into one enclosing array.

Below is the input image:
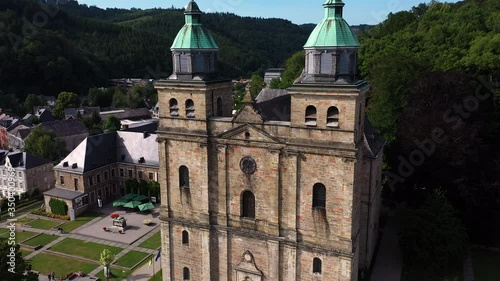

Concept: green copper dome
[[304, 0, 360, 48], [171, 1, 218, 50]]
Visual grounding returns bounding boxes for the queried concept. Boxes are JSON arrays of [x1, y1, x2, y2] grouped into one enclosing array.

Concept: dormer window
[[186, 99, 195, 118], [305, 106, 317, 126], [170, 99, 179, 117], [327, 106, 339, 128]]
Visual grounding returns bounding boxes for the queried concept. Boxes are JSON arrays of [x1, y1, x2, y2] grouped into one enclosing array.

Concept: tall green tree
[[23, 127, 66, 161], [99, 249, 115, 280], [23, 94, 46, 113], [248, 74, 265, 100], [103, 116, 121, 132], [400, 190, 467, 280], [0, 241, 38, 281], [54, 92, 81, 119]]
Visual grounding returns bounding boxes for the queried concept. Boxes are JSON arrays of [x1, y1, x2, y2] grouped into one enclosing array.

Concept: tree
[[0, 241, 38, 281], [232, 82, 246, 110], [280, 50, 305, 88], [103, 116, 121, 132], [24, 94, 46, 113], [148, 181, 160, 202], [248, 74, 265, 100], [125, 179, 139, 194], [88, 88, 113, 108], [54, 92, 81, 119], [400, 190, 467, 280], [99, 249, 115, 280], [268, 78, 282, 89], [23, 127, 66, 161]]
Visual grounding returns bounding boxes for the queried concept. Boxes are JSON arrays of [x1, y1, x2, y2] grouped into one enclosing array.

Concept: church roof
[[304, 0, 360, 48], [171, 1, 218, 50]]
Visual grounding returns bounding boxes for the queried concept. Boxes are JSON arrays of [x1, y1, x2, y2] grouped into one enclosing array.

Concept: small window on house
[[313, 183, 326, 209], [241, 190, 255, 219], [305, 106, 317, 126], [60, 176, 64, 185], [111, 169, 115, 177], [96, 174, 101, 183], [183, 267, 190, 280], [313, 258, 322, 274], [186, 99, 195, 118], [182, 230, 189, 245], [74, 178, 78, 190], [138, 171, 143, 179], [120, 169, 124, 177], [216, 97, 223, 117], [245, 132, 250, 140], [179, 166, 189, 188], [104, 171, 108, 181], [128, 170, 133, 178], [169, 99, 179, 117], [88, 177, 93, 186], [149, 172, 154, 180], [327, 106, 340, 127]]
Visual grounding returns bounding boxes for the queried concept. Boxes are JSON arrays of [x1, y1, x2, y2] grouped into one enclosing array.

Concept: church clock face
[[240, 157, 257, 175]]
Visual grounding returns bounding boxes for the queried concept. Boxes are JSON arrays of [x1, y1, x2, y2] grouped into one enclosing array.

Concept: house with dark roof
[[44, 131, 159, 217], [42, 95, 56, 106], [39, 119, 89, 153], [100, 108, 152, 121], [34, 108, 55, 123], [64, 107, 100, 120], [7, 124, 33, 150], [0, 151, 54, 198]]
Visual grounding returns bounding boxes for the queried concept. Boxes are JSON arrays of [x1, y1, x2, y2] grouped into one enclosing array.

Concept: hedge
[[49, 198, 68, 216], [31, 208, 70, 220]]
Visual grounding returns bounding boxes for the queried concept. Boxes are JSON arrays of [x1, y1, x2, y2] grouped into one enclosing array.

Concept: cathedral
[[156, 1, 385, 280]]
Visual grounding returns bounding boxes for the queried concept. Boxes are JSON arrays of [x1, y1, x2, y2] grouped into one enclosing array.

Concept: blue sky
[[77, 0, 460, 25]]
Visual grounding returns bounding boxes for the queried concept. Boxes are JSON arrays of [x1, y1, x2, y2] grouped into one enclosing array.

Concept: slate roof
[[363, 118, 386, 158], [55, 131, 158, 173], [4, 151, 51, 169], [39, 119, 88, 137], [43, 188, 84, 200], [254, 88, 291, 122], [122, 120, 159, 133], [100, 108, 151, 121]]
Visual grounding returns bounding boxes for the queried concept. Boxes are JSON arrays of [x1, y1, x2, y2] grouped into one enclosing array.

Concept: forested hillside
[[358, 0, 500, 271], [0, 0, 314, 100]]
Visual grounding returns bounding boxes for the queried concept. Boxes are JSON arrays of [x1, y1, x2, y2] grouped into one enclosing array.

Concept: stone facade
[[157, 1, 384, 280]]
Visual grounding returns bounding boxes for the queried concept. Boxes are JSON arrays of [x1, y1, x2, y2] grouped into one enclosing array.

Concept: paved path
[[370, 210, 402, 281]]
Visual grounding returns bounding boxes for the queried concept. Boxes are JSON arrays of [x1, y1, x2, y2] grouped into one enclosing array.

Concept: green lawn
[[19, 248, 33, 257], [50, 237, 123, 260], [148, 269, 162, 281], [26, 219, 63, 230], [138, 231, 161, 249], [23, 234, 59, 247], [471, 248, 500, 281], [114, 251, 150, 268], [29, 252, 99, 279], [0, 230, 38, 243], [96, 256, 151, 280], [60, 211, 100, 233], [15, 216, 35, 224]]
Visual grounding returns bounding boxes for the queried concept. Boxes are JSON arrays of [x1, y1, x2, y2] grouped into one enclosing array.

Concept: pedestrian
[[51, 271, 55, 280], [48, 273, 51, 281]]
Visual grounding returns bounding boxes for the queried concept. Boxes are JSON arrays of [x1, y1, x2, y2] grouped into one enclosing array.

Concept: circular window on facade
[[240, 156, 257, 175]]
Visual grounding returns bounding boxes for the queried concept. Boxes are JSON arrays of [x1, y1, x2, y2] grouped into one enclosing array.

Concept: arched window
[[327, 106, 340, 127], [216, 97, 223, 117], [179, 166, 189, 188], [183, 267, 190, 280], [241, 191, 255, 219], [312, 183, 326, 209], [169, 99, 179, 117], [182, 230, 189, 245], [313, 258, 322, 274], [305, 106, 317, 126], [186, 99, 195, 118]]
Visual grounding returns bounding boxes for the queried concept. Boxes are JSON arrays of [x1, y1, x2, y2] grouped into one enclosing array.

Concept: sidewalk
[[370, 210, 402, 281]]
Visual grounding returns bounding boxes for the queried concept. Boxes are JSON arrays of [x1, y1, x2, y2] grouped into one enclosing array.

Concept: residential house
[[0, 151, 54, 198], [39, 119, 89, 153], [64, 107, 100, 120]]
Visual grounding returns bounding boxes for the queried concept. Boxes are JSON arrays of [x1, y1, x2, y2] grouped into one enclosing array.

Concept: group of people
[[47, 270, 84, 280], [47, 271, 56, 280]]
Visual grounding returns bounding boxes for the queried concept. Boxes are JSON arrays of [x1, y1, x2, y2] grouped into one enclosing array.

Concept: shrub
[[49, 198, 68, 216], [31, 208, 70, 220]]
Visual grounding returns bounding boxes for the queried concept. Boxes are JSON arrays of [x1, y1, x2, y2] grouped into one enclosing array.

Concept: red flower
[[110, 213, 119, 219], [103, 227, 107, 231]]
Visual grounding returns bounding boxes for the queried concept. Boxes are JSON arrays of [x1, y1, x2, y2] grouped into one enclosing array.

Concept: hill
[[0, 0, 318, 99]]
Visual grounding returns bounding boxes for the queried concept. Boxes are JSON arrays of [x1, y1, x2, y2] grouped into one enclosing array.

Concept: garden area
[[23, 234, 59, 247], [0, 229, 38, 242], [95, 253, 152, 281], [114, 250, 150, 268], [60, 211, 100, 232], [30, 252, 99, 278], [50, 237, 123, 260], [26, 218, 64, 230], [139, 231, 161, 249]]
